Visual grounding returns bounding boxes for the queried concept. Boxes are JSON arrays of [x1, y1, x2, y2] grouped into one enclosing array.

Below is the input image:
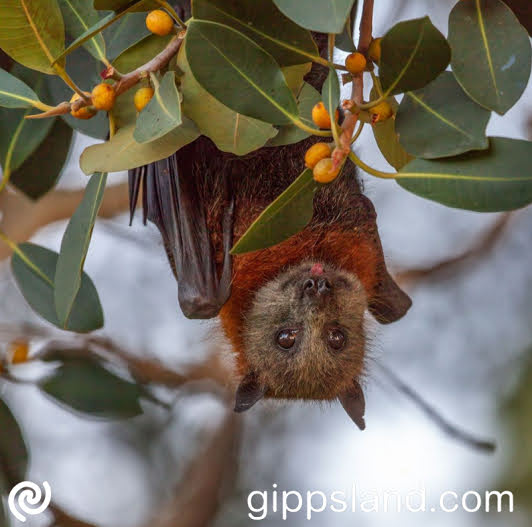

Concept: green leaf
[[111, 33, 173, 129], [46, 46, 109, 139], [59, 0, 107, 62], [267, 82, 320, 146], [80, 121, 199, 173], [11, 117, 73, 199], [54, 173, 107, 329], [104, 12, 149, 60], [12, 243, 104, 332], [322, 66, 340, 129], [282, 62, 312, 96], [380, 17, 450, 96], [193, 0, 319, 66], [53, 0, 152, 63], [39, 358, 143, 418], [273, 0, 356, 34], [134, 72, 181, 143], [0, 67, 42, 109], [0, 397, 29, 486], [231, 168, 317, 254], [185, 20, 298, 125], [369, 82, 412, 170], [94, 0, 159, 11], [0, 72, 55, 176], [397, 137, 532, 212], [336, 1, 358, 52], [373, 117, 413, 170], [448, 0, 532, 115], [396, 72, 491, 159], [0, 0, 66, 74], [177, 45, 276, 155]]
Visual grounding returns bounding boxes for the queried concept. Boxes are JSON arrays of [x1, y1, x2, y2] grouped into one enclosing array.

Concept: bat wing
[[129, 153, 234, 319]]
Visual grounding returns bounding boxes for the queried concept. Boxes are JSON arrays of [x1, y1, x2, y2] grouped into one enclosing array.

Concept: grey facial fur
[[242, 261, 367, 400]]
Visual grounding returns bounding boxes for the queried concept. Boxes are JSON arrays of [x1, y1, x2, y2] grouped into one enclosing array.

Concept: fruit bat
[[128, 33, 411, 430]]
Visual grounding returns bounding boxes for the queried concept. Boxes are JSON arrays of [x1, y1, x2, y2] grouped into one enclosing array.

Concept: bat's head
[[235, 261, 367, 429]]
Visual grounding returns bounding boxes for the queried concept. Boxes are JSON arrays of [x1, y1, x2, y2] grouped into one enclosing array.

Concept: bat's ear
[[234, 372, 267, 413], [368, 269, 412, 324], [339, 380, 366, 431]]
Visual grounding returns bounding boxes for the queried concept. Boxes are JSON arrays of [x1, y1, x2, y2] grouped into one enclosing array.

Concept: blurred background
[[1, 0, 531, 526]]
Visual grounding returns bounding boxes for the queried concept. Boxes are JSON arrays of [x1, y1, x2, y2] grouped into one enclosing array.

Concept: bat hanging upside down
[[128, 37, 412, 430]]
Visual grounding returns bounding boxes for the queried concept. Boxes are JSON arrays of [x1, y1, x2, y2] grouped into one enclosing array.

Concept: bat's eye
[[327, 329, 345, 350], [276, 329, 298, 350]]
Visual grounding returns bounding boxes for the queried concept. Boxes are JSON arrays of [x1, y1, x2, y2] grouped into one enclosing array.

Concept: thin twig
[[394, 213, 513, 287], [375, 362, 496, 453], [26, 34, 185, 120]]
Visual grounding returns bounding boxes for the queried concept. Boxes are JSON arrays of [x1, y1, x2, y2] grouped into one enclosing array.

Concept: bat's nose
[[302, 277, 332, 297]]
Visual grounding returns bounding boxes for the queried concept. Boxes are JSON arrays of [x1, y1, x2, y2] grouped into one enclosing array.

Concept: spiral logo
[[8, 481, 52, 522]]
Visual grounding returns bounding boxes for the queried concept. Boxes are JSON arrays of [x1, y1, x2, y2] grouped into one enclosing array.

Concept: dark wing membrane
[[128, 153, 233, 319]]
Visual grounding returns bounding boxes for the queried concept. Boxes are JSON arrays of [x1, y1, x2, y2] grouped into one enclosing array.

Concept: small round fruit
[[134, 87, 155, 112], [305, 142, 332, 169], [311, 102, 339, 130], [9, 340, 29, 365], [146, 10, 174, 36], [70, 93, 96, 120], [370, 100, 393, 123], [345, 52, 367, 74], [313, 158, 340, 184], [91, 83, 116, 111], [368, 37, 382, 63]]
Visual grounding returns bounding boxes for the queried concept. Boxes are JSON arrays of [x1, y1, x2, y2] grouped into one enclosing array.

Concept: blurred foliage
[[494, 347, 532, 511]]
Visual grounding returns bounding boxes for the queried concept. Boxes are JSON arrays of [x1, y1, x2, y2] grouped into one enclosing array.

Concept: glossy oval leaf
[[193, 0, 319, 66], [397, 137, 532, 212], [0, 0, 66, 74], [396, 72, 491, 159], [185, 20, 298, 125], [177, 46, 276, 155], [273, 0, 356, 34], [282, 62, 312, 96], [0, 80, 55, 175], [448, 0, 532, 115], [267, 82, 320, 146], [0, 397, 29, 486], [59, 0, 107, 62], [104, 12, 149, 60], [380, 17, 450, 96], [80, 121, 199, 173], [231, 168, 317, 254], [323, 66, 340, 133], [134, 72, 182, 143], [12, 243, 104, 332], [373, 117, 413, 170], [336, 1, 358, 52], [54, 172, 107, 329], [39, 358, 143, 419], [11, 117, 73, 199], [0, 68, 42, 109], [54, 0, 152, 64], [369, 82, 413, 170]]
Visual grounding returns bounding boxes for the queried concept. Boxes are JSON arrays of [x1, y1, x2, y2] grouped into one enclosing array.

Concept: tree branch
[[0, 183, 130, 260], [394, 212, 513, 287], [27, 34, 185, 120], [333, 0, 374, 169]]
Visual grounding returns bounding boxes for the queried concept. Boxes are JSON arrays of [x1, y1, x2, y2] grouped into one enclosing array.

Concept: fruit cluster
[[69, 10, 175, 120]]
